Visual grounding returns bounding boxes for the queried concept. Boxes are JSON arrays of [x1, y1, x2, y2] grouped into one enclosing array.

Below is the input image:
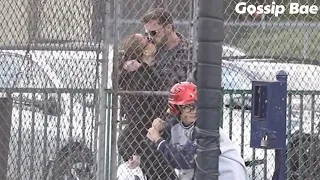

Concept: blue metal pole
[[272, 70, 288, 180]]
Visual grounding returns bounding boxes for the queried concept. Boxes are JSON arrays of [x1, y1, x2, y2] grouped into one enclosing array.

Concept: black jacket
[[118, 63, 168, 127]]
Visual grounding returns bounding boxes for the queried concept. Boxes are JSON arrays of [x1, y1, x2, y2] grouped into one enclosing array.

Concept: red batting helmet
[[168, 82, 197, 115]]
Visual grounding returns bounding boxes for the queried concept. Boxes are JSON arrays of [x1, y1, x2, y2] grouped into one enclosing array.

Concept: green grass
[[237, 27, 320, 60]]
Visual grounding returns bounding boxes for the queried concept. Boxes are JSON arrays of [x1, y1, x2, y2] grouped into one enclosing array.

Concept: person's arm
[[161, 116, 179, 140], [154, 138, 197, 169]]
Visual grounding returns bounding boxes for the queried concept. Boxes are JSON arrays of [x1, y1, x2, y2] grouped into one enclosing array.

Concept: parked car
[[222, 44, 246, 57], [221, 59, 320, 180], [0, 50, 101, 180]]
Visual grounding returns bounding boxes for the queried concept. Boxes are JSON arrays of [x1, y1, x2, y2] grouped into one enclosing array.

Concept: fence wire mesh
[[1, 0, 320, 180], [113, 0, 320, 180], [223, 1, 320, 180], [0, 0, 105, 179], [114, 1, 195, 180]]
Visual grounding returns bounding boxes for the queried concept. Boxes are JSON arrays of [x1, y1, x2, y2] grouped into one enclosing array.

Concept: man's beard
[[156, 34, 168, 50]]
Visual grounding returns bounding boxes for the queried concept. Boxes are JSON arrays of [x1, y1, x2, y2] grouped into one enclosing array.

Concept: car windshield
[[222, 45, 246, 57], [0, 53, 22, 88], [42, 52, 99, 89], [236, 61, 320, 91], [0, 52, 55, 88], [222, 66, 252, 90]]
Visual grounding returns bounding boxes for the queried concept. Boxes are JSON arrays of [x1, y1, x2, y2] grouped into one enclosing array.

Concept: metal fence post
[[0, 98, 12, 180], [273, 71, 288, 180], [97, 0, 111, 179], [109, 0, 121, 179], [302, 31, 309, 59], [195, 0, 224, 179]]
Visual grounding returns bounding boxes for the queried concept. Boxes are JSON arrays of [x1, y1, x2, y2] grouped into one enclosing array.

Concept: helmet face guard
[[168, 82, 197, 115]]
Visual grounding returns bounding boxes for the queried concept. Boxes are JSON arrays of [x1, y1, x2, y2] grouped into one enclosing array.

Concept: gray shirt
[[157, 122, 250, 180], [170, 122, 196, 179]]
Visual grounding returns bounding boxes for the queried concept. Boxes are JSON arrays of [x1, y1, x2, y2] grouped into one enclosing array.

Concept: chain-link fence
[[223, 1, 320, 180], [113, 1, 196, 180], [112, 0, 320, 180], [1, 0, 320, 180], [0, 0, 106, 179]]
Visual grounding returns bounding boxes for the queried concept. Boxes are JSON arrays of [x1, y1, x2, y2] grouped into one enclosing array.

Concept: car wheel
[[45, 141, 94, 180]]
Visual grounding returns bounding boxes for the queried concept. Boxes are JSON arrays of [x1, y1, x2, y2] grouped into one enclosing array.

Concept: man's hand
[[152, 118, 165, 131], [147, 127, 161, 142], [123, 60, 141, 72]]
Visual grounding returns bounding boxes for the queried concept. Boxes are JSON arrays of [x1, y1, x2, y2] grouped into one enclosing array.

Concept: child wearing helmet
[[146, 81, 249, 180]]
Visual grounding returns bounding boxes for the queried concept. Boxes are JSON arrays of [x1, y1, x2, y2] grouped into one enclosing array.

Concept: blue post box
[[250, 70, 288, 180], [250, 70, 287, 149]]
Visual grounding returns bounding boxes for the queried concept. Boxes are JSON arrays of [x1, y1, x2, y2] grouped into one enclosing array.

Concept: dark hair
[[142, 8, 173, 26], [120, 34, 145, 60], [118, 34, 145, 70]]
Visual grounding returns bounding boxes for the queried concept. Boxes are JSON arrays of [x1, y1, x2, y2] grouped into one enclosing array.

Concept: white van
[[0, 49, 109, 179]]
